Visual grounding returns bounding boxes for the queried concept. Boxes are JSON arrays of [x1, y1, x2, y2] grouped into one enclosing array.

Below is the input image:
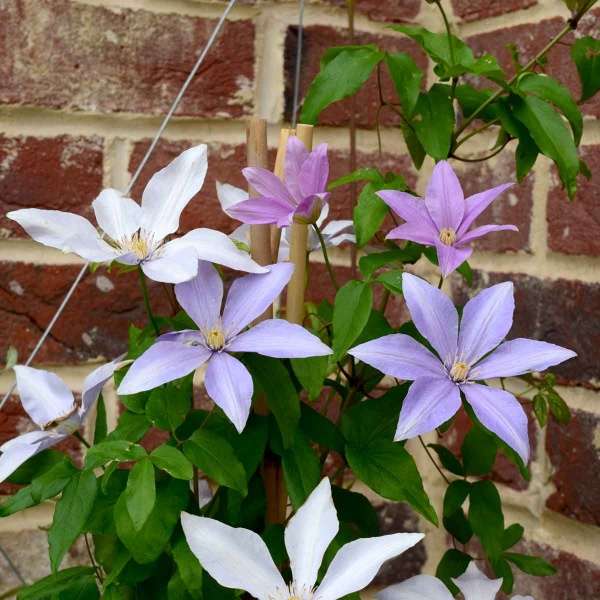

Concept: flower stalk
[[138, 265, 160, 336]]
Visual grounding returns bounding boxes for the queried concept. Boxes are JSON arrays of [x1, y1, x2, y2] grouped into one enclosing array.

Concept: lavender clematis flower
[[7, 145, 266, 284], [118, 261, 332, 432], [181, 477, 425, 600], [377, 160, 517, 277], [0, 360, 121, 483], [225, 136, 331, 227], [349, 273, 576, 463], [376, 562, 533, 600]]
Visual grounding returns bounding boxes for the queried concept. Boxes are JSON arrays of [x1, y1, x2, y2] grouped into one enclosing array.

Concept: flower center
[[206, 328, 226, 350], [439, 228, 457, 246], [449, 361, 469, 383], [43, 404, 78, 431], [117, 231, 158, 260], [269, 583, 318, 600]]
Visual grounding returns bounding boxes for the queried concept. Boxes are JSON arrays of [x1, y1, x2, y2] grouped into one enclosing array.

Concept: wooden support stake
[[270, 128, 294, 263]]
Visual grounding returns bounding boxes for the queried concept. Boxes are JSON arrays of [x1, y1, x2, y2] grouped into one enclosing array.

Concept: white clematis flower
[[216, 181, 355, 261], [181, 477, 424, 600], [376, 562, 534, 600], [8, 146, 267, 284], [0, 360, 121, 483]]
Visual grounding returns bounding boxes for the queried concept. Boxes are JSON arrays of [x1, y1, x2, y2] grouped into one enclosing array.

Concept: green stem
[[436, 1, 455, 65], [138, 266, 160, 337], [73, 431, 90, 449], [454, 118, 499, 150], [314, 224, 339, 291], [438, 275, 444, 289], [418, 435, 451, 485]]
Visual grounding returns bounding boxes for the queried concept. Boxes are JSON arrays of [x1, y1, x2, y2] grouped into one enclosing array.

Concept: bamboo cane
[[270, 128, 294, 263]]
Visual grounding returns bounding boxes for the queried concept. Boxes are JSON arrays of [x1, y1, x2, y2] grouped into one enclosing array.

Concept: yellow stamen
[[449, 361, 469, 382], [206, 329, 226, 350], [439, 228, 457, 246]]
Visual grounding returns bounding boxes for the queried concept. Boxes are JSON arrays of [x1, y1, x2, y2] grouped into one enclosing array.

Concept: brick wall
[[1, 0, 598, 597]]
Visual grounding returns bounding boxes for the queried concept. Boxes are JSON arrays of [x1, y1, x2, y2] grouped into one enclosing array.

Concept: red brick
[[285, 26, 428, 128], [323, 0, 421, 23], [452, 0, 536, 23], [546, 409, 600, 525], [453, 271, 596, 384], [0, 135, 104, 239], [547, 145, 600, 255], [0, 0, 254, 118]]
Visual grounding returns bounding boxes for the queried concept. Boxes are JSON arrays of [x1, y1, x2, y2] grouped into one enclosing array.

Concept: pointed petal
[[141, 242, 199, 284], [13, 366, 75, 429], [204, 353, 253, 433], [375, 574, 454, 600], [175, 261, 223, 331], [451, 562, 502, 600], [140, 144, 208, 240], [174, 228, 268, 273], [180, 512, 285, 599], [349, 334, 444, 381], [298, 143, 329, 198], [387, 221, 437, 245], [425, 161, 465, 231], [458, 224, 518, 245], [435, 239, 473, 278], [472, 338, 577, 380], [92, 189, 141, 240], [222, 263, 294, 336], [6, 208, 117, 263], [316, 533, 425, 600], [377, 190, 438, 234], [117, 342, 211, 395], [216, 181, 248, 215], [458, 282, 515, 365], [243, 167, 295, 204], [285, 136, 310, 200], [321, 219, 354, 238], [285, 478, 339, 590], [228, 320, 332, 358], [227, 197, 295, 225], [81, 359, 122, 418], [462, 383, 530, 464], [395, 377, 461, 441], [457, 183, 514, 237], [402, 273, 458, 362], [0, 432, 59, 484]]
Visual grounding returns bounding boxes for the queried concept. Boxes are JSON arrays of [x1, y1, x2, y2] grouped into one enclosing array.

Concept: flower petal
[[222, 262, 294, 337], [458, 282, 515, 365], [472, 338, 577, 380], [321, 219, 354, 238], [81, 359, 122, 418], [293, 193, 328, 225], [451, 562, 502, 600], [13, 366, 75, 429], [180, 512, 285, 599], [349, 334, 443, 381], [216, 181, 248, 215], [243, 167, 296, 204], [424, 161, 465, 232], [378, 190, 438, 234], [298, 143, 329, 198], [141, 242, 199, 284], [0, 431, 60, 484], [175, 261, 223, 331], [140, 144, 208, 240], [227, 196, 295, 225], [462, 384, 530, 464], [316, 533, 425, 600], [387, 221, 438, 246], [92, 189, 141, 241], [205, 353, 253, 433], [402, 273, 458, 362], [435, 239, 473, 278], [375, 574, 454, 600], [285, 136, 310, 201], [395, 377, 461, 441], [228, 320, 332, 358], [458, 224, 518, 245], [457, 182, 514, 237], [285, 478, 339, 590], [118, 342, 211, 395]]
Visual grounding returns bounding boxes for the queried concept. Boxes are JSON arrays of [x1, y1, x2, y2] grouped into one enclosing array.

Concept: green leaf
[[328, 168, 383, 190], [104, 410, 150, 443], [5, 448, 65, 485], [454, 85, 498, 121], [512, 94, 579, 199], [359, 245, 423, 280], [461, 425, 497, 476], [184, 429, 248, 495], [125, 457, 156, 531], [384, 52, 423, 116], [502, 523, 524, 550], [291, 353, 329, 402], [443, 508, 473, 544], [427, 444, 465, 476], [300, 402, 346, 455], [18, 567, 98, 600], [353, 182, 390, 248], [468, 480, 504, 562], [504, 552, 557, 576], [332, 485, 380, 537], [320, 44, 378, 68], [230, 413, 270, 478], [173, 532, 204, 600], [346, 440, 437, 525], [331, 280, 373, 361], [150, 444, 194, 480], [146, 375, 193, 432], [435, 549, 471, 596], [94, 393, 108, 444], [49, 470, 98, 572], [533, 394, 549, 427], [571, 36, 600, 103], [457, 260, 473, 286], [374, 270, 404, 294], [3, 345, 18, 373], [547, 391, 571, 424], [301, 47, 383, 124], [402, 120, 427, 169], [443, 480, 471, 517], [85, 440, 147, 470], [515, 134, 539, 183], [493, 555, 515, 594]]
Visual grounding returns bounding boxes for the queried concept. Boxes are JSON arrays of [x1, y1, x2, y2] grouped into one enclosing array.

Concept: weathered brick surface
[[0, 135, 104, 239], [0, 0, 254, 118], [453, 271, 597, 383], [547, 145, 600, 255], [324, 0, 421, 22], [546, 409, 600, 525], [452, 0, 536, 23]]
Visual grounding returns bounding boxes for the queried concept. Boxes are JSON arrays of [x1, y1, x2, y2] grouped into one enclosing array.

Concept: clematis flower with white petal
[[376, 562, 533, 600], [349, 273, 576, 464], [0, 360, 121, 483], [181, 477, 425, 600], [7, 145, 266, 284], [118, 261, 332, 432]]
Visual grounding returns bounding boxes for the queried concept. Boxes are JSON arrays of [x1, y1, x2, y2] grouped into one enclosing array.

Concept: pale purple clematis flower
[[7, 145, 266, 284], [349, 273, 576, 463], [376, 562, 533, 600], [377, 160, 517, 278], [225, 136, 331, 227], [0, 360, 120, 483], [118, 261, 332, 432], [181, 477, 424, 600]]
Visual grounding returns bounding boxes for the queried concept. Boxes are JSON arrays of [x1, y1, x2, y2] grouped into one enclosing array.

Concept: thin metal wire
[[291, 0, 306, 129], [0, 0, 238, 411], [0, 544, 26, 586]]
